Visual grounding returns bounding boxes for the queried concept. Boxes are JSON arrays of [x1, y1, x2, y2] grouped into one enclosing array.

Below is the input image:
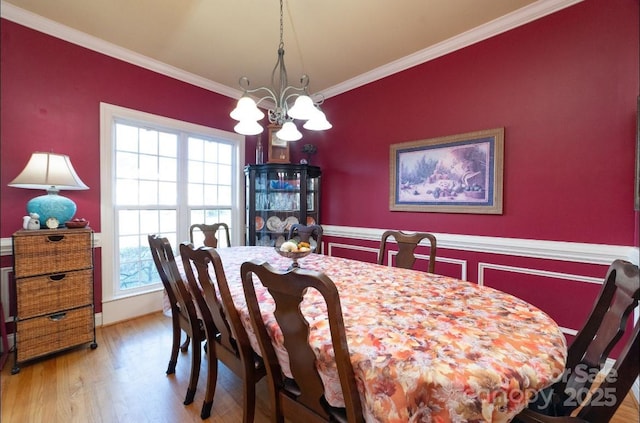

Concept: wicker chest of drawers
[[11, 228, 97, 373]]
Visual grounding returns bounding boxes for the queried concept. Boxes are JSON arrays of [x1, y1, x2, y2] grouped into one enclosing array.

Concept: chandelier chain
[[279, 0, 284, 48]]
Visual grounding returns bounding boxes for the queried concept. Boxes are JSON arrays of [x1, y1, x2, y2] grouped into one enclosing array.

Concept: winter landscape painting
[[390, 128, 504, 214]]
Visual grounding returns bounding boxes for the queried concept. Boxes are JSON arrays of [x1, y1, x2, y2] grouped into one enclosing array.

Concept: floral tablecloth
[[190, 246, 567, 423]]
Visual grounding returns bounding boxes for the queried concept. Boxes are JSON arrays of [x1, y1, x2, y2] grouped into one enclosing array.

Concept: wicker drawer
[[17, 269, 93, 319], [16, 306, 94, 362], [13, 230, 92, 277]]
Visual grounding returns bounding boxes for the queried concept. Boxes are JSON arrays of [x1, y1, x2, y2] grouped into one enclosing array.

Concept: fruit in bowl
[[65, 218, 89, 228], [275, 240, 312, 268], [279, 240, 311, 253]]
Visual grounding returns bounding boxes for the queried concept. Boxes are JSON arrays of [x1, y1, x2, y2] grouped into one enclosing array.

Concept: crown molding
[[321, 0, 584, 98], [1, 0, 582, 100], [0, 1, 243, 99]]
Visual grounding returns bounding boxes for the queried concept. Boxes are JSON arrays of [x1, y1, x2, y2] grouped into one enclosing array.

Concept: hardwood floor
[[1, 312, 638, 422]]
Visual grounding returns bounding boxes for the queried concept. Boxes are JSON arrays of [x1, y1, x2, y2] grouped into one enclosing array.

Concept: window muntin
[[111, 120, 238, 295]]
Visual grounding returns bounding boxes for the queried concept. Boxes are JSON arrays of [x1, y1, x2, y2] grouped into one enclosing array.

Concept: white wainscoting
[[327, 241, 469, 280], [321, 225, 639, 265], [477, 262, 606, 336]]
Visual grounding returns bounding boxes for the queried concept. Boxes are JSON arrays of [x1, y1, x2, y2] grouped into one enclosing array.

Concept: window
[[100, 103, 245, 321]]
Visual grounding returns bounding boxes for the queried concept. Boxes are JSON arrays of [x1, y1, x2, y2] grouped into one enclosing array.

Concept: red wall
[[302, 0, 639, 246], [0, 19, 250, 311], [0, 19, 245, 238], [1, 0, 638, 315], [2, 0, 637, 244]]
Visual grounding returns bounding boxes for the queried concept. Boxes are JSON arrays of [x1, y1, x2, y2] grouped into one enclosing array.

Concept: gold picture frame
[[390, 128, 504, 214]]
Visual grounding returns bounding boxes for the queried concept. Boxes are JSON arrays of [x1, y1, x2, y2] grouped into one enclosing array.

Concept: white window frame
[[99, 102, 245, 325]]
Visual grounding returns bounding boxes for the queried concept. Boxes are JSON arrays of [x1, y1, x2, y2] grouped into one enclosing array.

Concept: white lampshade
[[287, 95, 317, 120], [276, 122, 302, 141], [9, 152, 89, 190], [303, 108, 333, 131], [234, 120, 264, 136], [230, 97, 265, 121], [8, 152, 89, 227]]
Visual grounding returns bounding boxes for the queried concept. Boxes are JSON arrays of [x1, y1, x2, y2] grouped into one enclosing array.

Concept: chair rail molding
[[1, 229, 637, 266], [321, 225, 639, 266]]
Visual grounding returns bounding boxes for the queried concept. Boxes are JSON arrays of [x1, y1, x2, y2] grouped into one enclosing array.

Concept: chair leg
[[180, 334, 191, 352], [200, 342, 218, 419], [241, 369, 257, 423], [200, 401, 213, 420], [184, 339, 201, 405], [166, 358, 177, 375], [167, 318, 181, 374]]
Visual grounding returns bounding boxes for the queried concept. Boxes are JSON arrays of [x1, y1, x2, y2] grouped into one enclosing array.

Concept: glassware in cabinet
[[245, 164, 321, 246]]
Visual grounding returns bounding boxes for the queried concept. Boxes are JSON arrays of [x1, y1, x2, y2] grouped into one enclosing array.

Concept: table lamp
[[8, 152, 89, 228]]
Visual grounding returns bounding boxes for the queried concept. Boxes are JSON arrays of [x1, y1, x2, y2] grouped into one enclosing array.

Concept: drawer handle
[[49, 312, 67, 321], [47, 235, 65, 242], [49, 274, 67, 282]]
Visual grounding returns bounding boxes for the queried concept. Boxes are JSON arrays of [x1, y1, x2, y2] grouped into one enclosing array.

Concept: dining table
[[178, 245, 567, 423]]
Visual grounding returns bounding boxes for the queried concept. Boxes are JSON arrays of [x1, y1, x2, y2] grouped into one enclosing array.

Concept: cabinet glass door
[[245, 164, 321, 246]]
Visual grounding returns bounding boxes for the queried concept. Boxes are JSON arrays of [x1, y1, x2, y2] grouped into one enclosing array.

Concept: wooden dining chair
[[287, 223, 323, 253], [514, 259, 640, 423], [147, 235, 205, 406], [377, 230, 437, 273], [189, 223, 231, 248], [179, 243, 266, 421], [240, 260, 365, 423]]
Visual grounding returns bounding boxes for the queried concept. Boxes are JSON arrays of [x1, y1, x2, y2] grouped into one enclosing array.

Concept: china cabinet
[[245, 164, 321, 246]]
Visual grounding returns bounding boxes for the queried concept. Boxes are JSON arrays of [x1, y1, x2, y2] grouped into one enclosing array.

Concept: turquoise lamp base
[[26, 192, 77, 228]]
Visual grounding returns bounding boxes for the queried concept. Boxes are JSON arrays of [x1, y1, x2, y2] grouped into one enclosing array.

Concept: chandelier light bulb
[[287, 95, 317, 120], [230, 97, 265, 121], [276, 121, 303, 141], [234, 120, 264, 136], [303, 108, 332, 131]]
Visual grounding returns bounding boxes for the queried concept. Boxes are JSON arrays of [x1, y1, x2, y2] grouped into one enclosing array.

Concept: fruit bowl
[[65, 219, 89, 228], [275, 248, 311, 269]]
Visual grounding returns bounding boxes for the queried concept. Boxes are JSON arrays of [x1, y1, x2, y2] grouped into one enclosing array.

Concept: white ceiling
[[1, 0, 581, 99]]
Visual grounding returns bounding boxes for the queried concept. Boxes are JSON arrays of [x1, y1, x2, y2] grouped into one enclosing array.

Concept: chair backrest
[[522, 259, 640, 421], [148, 235, 200, 333], [565, 259, 639, 420], [578, 320, 638, 422], [288, 223, 323, 253], [179, 243, 253, 365], [189, 223, 231, 248], [377, 230, 437, 273], [241, 260, 364, 423]]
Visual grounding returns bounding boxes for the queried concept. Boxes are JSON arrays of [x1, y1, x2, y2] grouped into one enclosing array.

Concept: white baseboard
[[100, 289, 163, 326]]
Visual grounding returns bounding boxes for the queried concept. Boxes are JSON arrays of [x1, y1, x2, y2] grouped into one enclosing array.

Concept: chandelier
[[230, 0, 332, 141]]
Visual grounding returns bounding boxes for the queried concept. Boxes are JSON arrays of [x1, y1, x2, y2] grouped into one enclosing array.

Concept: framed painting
[[267, 124, 290, 163], [390, 128, 504, 214]]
